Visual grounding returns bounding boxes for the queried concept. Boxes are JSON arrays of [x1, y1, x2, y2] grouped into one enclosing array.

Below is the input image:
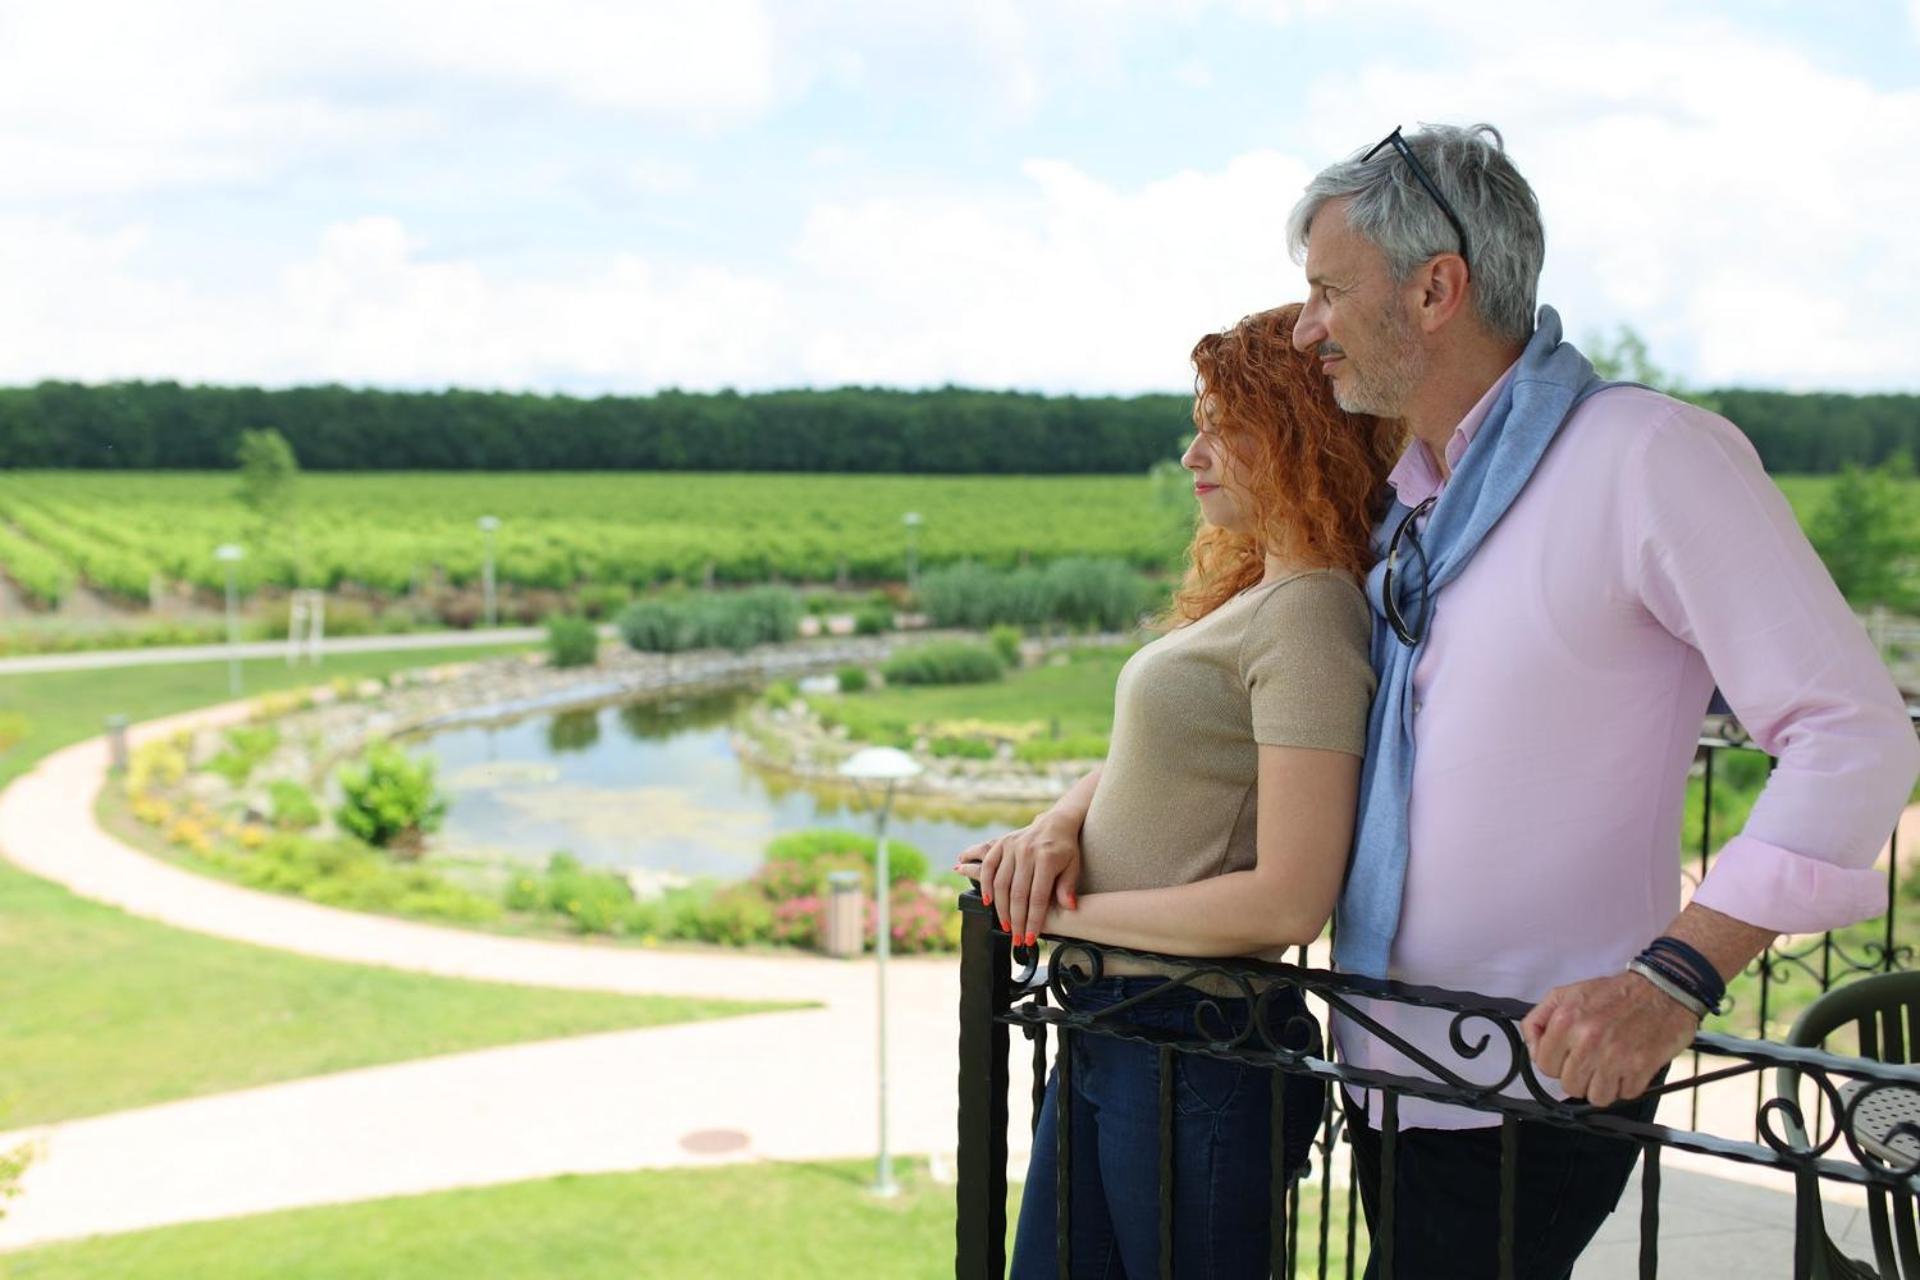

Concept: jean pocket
[[1173, 1048, 1248, 1115]]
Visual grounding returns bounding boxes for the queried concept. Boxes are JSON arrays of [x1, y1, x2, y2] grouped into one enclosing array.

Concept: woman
[[955, 302, 1399, 1279]]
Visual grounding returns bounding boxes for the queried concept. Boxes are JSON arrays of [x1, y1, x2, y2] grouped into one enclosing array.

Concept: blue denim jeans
[[1010, 976, 1326, 1280]]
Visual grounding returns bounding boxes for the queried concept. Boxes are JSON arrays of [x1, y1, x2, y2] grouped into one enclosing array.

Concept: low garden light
[[477, 515, 501, 628], [902, 512, 923, 595], [837, 744, 923, 1198], [214, 543, 246, 696]]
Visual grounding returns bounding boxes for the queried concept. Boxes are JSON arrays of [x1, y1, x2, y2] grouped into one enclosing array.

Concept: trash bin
[[824, 870, 864, 957]]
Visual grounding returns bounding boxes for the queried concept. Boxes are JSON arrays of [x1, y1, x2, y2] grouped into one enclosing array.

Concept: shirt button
[[1412, 701, 1423, 715]]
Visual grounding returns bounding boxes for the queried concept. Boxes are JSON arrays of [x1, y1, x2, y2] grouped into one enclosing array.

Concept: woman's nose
[[1181, 434, 1207, 471]]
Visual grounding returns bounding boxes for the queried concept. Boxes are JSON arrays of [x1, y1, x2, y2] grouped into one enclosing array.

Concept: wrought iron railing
[[955, 708, 1920, 1279]]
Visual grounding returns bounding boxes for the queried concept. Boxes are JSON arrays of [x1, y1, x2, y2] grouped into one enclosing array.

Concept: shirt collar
[[1386, 358, 1521, 509]]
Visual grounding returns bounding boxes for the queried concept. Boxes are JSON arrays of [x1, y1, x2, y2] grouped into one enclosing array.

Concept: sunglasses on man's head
[[1363, 126, 1472, 269]]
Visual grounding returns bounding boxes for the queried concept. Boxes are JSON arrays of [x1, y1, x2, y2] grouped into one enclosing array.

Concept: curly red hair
[[1167, 303, 1403, 625]]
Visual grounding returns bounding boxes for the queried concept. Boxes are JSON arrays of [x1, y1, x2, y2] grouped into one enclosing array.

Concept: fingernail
[[982, 893, 991, 906]]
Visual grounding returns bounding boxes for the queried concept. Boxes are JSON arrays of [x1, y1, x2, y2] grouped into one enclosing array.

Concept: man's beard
[[1332, 303, 1425, 418]]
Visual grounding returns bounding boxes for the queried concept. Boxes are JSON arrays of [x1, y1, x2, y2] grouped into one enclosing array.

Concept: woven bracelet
[[1627, 959, 1710, 1020], [1645, 936, 1727, 1009]]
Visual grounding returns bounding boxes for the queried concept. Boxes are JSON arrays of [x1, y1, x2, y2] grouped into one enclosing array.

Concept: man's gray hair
[[1286, 123, 1544, 344]]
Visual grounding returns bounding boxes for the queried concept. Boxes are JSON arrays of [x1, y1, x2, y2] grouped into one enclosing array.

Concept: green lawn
[[0, 1158, 1361, 1279], [0, 646, 787, 1131], [826, 644, 1131, 747], [0, 859, 783, 1129], [0, 644, 535, 790]]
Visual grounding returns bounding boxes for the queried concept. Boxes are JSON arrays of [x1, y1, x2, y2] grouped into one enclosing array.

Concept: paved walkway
[[0, 701, 1912, 1265], [0, 700, 996, 1251], [0, 626, 552, 676]]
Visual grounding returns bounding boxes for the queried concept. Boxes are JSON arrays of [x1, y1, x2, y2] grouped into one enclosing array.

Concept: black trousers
[[1345, 1086, 1659, 1280]]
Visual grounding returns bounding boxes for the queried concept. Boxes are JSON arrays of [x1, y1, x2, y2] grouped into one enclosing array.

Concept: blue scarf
[[1335, 306, 1622, 978]]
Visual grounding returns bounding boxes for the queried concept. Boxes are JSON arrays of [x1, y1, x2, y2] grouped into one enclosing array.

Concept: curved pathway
[[0, 699, 998, 1252], [1, 700, 1913, 1256]]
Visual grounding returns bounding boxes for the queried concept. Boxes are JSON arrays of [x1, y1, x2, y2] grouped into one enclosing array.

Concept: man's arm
[[1526, 401, 1920, 1106]]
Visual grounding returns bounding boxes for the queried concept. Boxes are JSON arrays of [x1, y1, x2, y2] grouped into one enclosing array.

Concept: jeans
[[1345, 1081, 1662, 1280], [1010, 976, 1326, 1280]]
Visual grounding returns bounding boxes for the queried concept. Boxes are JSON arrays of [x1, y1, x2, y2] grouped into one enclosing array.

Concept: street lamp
[[837, 744, 924, 1198], [214, 544, 245, 696], [477, 515, 500, 629], [902, 512, 923, 595]]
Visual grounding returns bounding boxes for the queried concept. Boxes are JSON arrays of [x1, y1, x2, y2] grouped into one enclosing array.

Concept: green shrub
[[687, 587, 801, 653], [230, 832, 498, 924], [1041, 557, 1156, 631], [931, 735, 994, 760], [988, 625, 1023, 667], [616, 598, 698, 654], [853, 605, 892, 635], [544, 615, 599, 668], [207, 725, 281, 787], [334, 743, 447, 856], [917, 558, 1155, 631], [881, 642, 1005, 687], [763, 828, 928, 887], [267, 779, 322, 830], [575, 583, 633, 620], [761, 679, 799, 707], [836, 666, 870, 694]]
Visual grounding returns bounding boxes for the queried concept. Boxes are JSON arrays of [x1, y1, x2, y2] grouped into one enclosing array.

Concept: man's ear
[[1414, 255, 1471, 335]]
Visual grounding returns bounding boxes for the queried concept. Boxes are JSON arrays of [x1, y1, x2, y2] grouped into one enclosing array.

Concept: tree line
[[0, 379, 1914, 474]]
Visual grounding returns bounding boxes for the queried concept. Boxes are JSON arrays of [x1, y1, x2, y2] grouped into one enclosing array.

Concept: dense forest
[[0, 380, 1914, 475]]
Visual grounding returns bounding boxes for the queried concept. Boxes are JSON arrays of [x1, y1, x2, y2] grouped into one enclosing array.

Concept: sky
[[0, 0, 1915, 397]]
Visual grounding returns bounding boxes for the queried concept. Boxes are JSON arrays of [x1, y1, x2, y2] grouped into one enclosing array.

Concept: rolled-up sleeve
[[1626, 404, 1920, 935]]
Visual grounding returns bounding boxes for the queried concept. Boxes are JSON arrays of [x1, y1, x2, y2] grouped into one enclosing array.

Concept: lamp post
[[902, 512, 922, 596], [477, 515, 500, 629], [837, 745, 923, 1198], [214, 544, 245, 696]]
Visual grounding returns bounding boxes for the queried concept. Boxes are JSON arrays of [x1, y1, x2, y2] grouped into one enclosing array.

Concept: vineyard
[[0, 471, 1188, 609]]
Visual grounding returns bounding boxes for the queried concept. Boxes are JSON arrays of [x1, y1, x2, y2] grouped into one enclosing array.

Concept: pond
[[408, 687, 1041, 880]]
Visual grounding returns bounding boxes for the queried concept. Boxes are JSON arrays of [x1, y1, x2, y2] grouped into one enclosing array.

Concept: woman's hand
[[954, 810, 1083, 947]]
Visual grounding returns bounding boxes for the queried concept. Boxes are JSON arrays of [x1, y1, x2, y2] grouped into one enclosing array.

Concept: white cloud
[[0, 215, 791, 392], [0, 0, 778, 197], [789, 152, 1317, 391]]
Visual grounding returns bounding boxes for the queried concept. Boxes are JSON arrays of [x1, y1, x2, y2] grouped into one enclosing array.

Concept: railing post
[[956, 888, 1012, 1280]]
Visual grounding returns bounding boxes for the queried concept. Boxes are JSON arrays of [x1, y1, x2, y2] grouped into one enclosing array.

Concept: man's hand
[[1520, 972, 1699, 1108], [953, 810, 1082, 946]]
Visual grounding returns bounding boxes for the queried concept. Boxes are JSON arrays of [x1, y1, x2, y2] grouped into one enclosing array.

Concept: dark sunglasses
[[1363, 126, 1471, 269], [1383, 495, 1436, 647]]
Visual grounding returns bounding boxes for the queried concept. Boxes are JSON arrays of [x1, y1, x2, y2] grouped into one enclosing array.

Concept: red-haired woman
[[956, 302, 1401, 1279]]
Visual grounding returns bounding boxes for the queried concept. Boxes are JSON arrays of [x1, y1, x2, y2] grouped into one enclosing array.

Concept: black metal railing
[[955, 709, 1920, 1279]]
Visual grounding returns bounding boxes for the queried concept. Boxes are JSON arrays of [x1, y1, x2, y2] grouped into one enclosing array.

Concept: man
[[1287, 122, 1920, 1278]]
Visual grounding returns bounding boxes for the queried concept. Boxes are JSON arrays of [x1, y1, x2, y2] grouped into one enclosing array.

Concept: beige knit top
[[1078, 568, 1375, 974]]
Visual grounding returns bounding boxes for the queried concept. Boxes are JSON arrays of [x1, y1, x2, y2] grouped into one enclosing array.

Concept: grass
[[0, 644, 790, 1131], [0, 838, 786, 1130], [0, 643, 537, 790], [824, 644, 1132, 747], [0, 1157, 1363, 1279]]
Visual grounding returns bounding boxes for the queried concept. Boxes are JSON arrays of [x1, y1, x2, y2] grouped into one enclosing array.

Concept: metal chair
[[1774, 970, 1920, 1279]]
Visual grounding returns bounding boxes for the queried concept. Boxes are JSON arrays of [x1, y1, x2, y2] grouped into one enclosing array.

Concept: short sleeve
[[1239, 572, 1376, 755]]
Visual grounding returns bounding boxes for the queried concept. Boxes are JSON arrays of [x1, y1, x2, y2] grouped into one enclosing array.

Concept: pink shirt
[[1337, 365, 1920, 1130]]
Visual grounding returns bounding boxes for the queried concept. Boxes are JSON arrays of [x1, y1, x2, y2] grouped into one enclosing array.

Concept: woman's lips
[[1194, 483, 1219, 495]]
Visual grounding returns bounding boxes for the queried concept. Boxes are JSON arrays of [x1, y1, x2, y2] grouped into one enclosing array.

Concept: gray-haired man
[[1286, 123, 1920, 1277]]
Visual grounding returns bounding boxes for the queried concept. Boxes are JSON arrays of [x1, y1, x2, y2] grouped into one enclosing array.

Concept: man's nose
[[1293, 299, 1327, 353]]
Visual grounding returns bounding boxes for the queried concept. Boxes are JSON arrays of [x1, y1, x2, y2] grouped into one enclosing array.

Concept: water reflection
[[412, 688, 1041, 879]]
